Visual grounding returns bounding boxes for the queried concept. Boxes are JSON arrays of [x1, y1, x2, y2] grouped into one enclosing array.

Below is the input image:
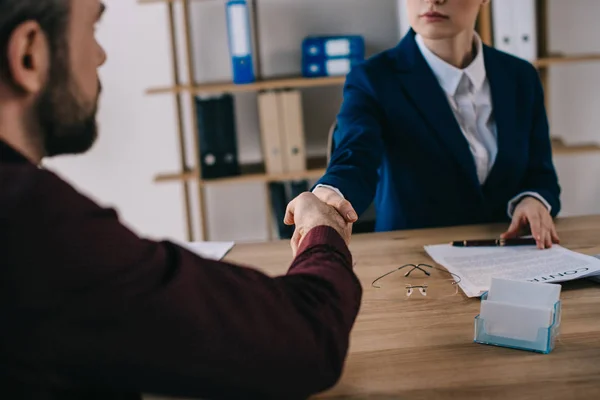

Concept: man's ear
[[6, 21, 50, 94]]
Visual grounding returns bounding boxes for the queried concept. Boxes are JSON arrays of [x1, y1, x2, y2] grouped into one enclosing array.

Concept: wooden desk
[[225, 215, 600, 399]]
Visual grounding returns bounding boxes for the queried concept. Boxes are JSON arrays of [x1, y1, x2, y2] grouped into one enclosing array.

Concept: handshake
[[284, 187, 358, 256]]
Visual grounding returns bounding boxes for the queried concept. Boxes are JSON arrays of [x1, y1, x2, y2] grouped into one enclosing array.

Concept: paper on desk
[[424, 244, 600, 297], [586, 254, 600, 283], [178, 241, 235, 261]]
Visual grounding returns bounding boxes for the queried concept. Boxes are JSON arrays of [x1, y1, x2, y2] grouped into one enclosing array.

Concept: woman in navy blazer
[[301, 0, 561, 249]]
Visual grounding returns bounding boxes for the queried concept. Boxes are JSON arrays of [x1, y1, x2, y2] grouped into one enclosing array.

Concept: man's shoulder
[[0, 163, 104, 220]]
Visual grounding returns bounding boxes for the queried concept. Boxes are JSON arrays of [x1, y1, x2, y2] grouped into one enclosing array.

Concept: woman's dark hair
[[0, 0, 69, 83]]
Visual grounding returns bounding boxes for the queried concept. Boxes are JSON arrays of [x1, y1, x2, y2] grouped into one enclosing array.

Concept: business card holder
[[474, 292, 561, 354]]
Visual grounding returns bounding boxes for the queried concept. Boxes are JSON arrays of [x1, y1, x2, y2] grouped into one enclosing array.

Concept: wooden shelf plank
[[145, 53, 600, 96], [146, 76, 346, 96], [534, 54, 600, 68], [155, 168, 327, 186], [155, 156, 328, 185], [138, 0, 207, 4], [155, 140, 600, 185], [552, 138, 600, 155]]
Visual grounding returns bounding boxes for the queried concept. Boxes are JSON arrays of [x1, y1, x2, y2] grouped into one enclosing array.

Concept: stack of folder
[[257, 89, 309, 238], [195, 95, 241, 180], [491, 0, 537, 62], [301, 35, 365, 78], [257, 90, 307, 175]]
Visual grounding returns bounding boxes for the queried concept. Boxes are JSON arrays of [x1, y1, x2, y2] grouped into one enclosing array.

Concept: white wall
[[45, 0, 600, 244], [44, 0, 187, 242]]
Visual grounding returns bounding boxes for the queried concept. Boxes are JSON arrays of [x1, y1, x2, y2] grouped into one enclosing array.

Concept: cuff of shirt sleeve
[[313, 184, 345, 200], [295, 226, 352, 267], [507, 191, 552, 218]]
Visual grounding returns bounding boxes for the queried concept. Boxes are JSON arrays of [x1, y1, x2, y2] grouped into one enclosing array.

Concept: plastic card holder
[[474, 292, 561, 354]]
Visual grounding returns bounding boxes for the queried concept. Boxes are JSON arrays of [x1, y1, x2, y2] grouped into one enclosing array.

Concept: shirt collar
[[415, 32, 486, 96]]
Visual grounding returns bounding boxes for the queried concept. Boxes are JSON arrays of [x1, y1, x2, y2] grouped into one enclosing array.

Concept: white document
[[178, 241, 235, 261], [588, 254, 600, 283], [424, 244, 600, 297]]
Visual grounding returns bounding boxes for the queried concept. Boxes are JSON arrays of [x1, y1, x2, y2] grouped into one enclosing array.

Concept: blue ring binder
[[301, 35, 365, 78], [225, 0, 256, 84]]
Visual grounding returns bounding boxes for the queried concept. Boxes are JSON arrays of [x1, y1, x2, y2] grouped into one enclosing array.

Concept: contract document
[[424, 244, 600, 297]]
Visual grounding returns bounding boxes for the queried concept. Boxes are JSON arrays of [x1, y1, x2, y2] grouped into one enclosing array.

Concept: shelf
[[155, 156, 328, 186], [145, 54, 600, 96], [147, 76, 346, 96], [138, 0, 206, 4], [551, 138, 600, 155], [533, 53, 600, 68], [156, 140, 600, 186]]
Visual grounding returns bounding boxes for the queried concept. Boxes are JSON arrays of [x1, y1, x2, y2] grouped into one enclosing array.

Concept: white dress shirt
[[416, 33, 496, 185], [317, 33, 550, 218]]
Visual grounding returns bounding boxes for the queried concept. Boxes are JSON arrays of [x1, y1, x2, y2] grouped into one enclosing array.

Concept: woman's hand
[[311, 187, 358, 223], [284, 192, 352, 257], [501, 197, 560, 249]]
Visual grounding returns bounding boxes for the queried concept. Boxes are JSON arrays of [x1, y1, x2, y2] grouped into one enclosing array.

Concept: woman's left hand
[[501, 197, 560, 249]]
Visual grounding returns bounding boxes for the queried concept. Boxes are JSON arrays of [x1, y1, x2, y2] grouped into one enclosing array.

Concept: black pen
[[451, 238, 537, 247]]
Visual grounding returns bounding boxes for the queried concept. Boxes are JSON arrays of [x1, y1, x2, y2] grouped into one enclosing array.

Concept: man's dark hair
[[0, 0, 69, 84], [0, 0, 97, 157]]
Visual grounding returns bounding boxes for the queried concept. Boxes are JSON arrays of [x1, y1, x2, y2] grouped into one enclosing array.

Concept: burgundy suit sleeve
[[4, 171, 362, 399]]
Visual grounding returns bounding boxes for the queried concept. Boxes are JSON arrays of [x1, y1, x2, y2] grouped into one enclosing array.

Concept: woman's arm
[[314, 65, 386, 217], [501, 65, 562, 249], [513, 66, 561, 215]]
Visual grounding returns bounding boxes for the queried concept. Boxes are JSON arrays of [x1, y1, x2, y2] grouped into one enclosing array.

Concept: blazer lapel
[[481, 46, 519, 195], [392, 30, 481, 192]]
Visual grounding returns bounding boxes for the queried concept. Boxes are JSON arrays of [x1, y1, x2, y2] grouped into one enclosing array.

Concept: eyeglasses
[[371, 263, 462, 299]]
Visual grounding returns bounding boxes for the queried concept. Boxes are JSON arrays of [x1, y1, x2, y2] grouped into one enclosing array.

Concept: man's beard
[[34, 58, 100, 157]]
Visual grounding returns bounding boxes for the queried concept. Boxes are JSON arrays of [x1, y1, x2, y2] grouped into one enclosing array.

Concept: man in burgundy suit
[[0, 0, 362, 399]]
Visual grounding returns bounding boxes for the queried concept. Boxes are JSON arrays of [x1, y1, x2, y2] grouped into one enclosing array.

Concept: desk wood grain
[[223, 215, 600, 399]]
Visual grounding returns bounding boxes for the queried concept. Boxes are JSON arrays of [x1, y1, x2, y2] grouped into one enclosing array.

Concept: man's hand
[[311, 186, 358, 223], [501, 197, 560, 249], [284, 192, 352, 257]]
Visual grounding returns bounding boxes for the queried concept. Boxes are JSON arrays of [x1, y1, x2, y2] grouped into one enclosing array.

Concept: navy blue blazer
[[316, 30, 561, 232]]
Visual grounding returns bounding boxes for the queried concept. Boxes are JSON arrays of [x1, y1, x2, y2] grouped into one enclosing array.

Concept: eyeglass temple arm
[[372, 264, 422, 288], [371, 268, 401, 288]]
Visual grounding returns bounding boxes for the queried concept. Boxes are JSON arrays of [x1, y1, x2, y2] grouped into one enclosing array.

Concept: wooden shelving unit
[[477, 2, 600, 70], [140, 0, 337, 241], [476, 1, 600, 154], [142, 0, 600, 241]]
